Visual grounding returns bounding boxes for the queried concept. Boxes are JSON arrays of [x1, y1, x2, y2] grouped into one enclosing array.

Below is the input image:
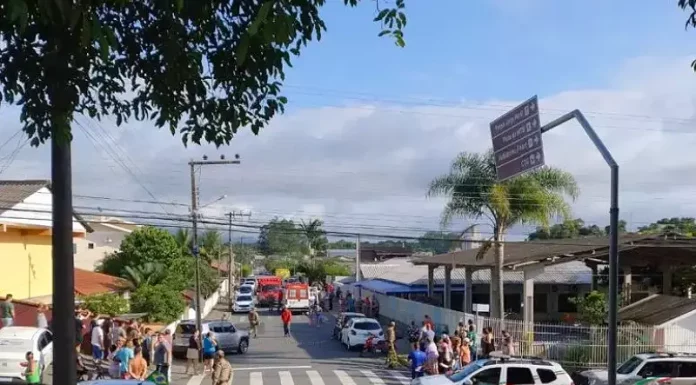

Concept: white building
[[73, 217, 140, 271]]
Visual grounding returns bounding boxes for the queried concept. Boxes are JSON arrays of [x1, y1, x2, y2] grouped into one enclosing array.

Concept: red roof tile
[[74, 269, 130, 296]]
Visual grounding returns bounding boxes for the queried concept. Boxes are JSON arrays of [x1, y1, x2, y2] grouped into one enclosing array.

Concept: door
[[671, 361, 696, 385], [637, 361, 679, 384], [38, 331, 53, 368], [467, 367, 501, 385], [221, 322, 240, 349], [210, 323, 229, 350]]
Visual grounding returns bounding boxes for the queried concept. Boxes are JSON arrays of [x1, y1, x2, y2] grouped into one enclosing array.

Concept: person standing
[[386, 321, 397, 358], [248, 308, 260, 338], [211, 350, 232, 385], [23, 351, 40, 385], [141, 328, 153, 367], [153, 333, 172, 383], [128, 346, 148, 380], [91, 320, 105, 359], [1, 294, 14, 327], [280, 306, 292, 337], [185, 330, 201, 375], [202, 332, 218, 372], [115, 339, 135, 379], [36, 304, 48, 329], [408, 343, 427, 380]]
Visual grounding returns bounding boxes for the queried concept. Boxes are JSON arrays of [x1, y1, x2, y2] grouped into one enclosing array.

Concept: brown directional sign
[[490, 96, 544, 181]]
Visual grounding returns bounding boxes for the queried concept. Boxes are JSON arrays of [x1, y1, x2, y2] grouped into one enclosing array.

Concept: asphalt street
[[175, 304, 410, 385]]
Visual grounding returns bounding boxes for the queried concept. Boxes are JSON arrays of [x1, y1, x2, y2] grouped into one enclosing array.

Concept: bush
[[81, 293, 129, 316], [130, 284, 186, 323]]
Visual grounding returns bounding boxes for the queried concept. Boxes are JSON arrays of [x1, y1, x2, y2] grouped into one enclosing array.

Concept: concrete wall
[[0, 231, 53, 299], [163, 279, 229, 333]]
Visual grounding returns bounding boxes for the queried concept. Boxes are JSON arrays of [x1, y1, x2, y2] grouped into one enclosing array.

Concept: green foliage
[[231, 244, 257, 266], [199, 230, 223, 264], [257, 218, 307, 257], [328, 240, 356, 249], [166, 257, 219, 297], [296, 259, 351, 283], [130, 284, 186, 324], [81, 293, 129, 316], [122, 262, 167, 287], [299, 219, 328, 257], [240, 264, 252, 278], [0, 0, 406, 145], [570, 291, 607, 325], [98, 227, 182, 277], [638, 217, 696, 236], [263, 256, 300, 274], [527, 218, 627, 240], [415, 231, 460, 254]]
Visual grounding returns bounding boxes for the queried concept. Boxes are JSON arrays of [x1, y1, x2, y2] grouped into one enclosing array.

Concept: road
[[175, 304, 410, 385]]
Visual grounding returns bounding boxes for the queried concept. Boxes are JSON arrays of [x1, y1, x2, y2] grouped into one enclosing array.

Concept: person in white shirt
[[90, 321, 105, 360]]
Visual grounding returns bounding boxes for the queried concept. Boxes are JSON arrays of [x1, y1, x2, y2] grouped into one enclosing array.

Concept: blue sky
[[283, 0, 693, 104]]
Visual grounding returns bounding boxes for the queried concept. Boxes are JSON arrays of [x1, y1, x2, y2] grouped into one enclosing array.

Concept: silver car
[[173, 319, 250, 358]]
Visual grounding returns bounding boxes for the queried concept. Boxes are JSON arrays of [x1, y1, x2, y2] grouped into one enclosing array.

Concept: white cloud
[[0, 55, 695, 241]]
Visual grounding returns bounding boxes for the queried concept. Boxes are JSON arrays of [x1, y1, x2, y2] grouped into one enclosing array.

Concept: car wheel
[[237, 339, 249, 354]]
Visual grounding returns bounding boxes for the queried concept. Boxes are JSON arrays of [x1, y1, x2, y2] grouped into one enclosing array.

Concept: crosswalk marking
[[279, 371, 294, 385], [334, 370, 358, 385], [250, 372, 263, 385], [388, 370, 411, 385], [360, 370, 385, 384], [306, 370, 325, 385]]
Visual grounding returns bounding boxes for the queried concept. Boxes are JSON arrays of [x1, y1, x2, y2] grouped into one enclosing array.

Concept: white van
[[0, 326, 53, 383]]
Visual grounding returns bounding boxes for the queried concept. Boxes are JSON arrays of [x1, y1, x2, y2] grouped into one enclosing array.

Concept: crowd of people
[[405, 315, 516, 380]]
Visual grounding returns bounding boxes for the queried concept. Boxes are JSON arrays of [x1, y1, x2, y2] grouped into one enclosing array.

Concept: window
[[88, 243, 95, 249], [617, 356, 643, 374], [638, 362, 679, 378], [176, 324, 198, 334], [470, 367, 501, 385], [472, 293, 489, 305], [534, 293, 548, 312], [504, 294, 521, 313], [678, 362, 696, 377], [537, 369, 557, 384], [38, 332, 52, 351], [289, 290, 297, 298], [220, 323, 235, 333], [506, 367, 534, 385], [353, 322, 381, 331], [557, 294, 578, 313], [300, 289, 308, 298]]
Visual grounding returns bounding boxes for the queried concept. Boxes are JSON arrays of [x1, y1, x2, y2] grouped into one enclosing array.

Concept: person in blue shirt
[[408, 342, 427, 379], [114, 339, 134, 378], [202, 332, 218, 372]]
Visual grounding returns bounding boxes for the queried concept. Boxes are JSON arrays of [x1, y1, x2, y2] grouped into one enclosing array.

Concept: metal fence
[[356, 289, 696, 370]]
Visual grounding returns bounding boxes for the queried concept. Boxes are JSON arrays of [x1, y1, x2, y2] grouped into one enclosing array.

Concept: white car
[[233, 294, 256, 313], [341, 317, 384, 350], [236, 284, 255, 296], [0, 326, 54, 383], [412, 354, 573, 385], [577, 352, 696, 385]]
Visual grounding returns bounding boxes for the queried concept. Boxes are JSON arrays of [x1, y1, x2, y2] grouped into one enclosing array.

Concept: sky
[[1, 0, 696, 243]]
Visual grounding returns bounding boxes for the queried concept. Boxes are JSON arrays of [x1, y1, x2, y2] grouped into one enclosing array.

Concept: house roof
[[360, 258, 591, 286], [74, 268, 130, 296], [413, 234, 655, 268], [0, 179, 94, 232], [619, 294, 696, 325]]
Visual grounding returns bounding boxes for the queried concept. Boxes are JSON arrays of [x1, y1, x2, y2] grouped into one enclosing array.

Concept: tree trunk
[[491, 227, 505, 320]]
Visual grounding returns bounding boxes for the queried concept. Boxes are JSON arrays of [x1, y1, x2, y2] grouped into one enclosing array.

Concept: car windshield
[[0, 338, 34, 353], [448, 360, 486, 382], [176, 324, 197, 335], [353, 322, 381, 331], [617, 356, 643, 374], [262, 285, 280, 291], [237, 296, 252, 302], [239, 287, 253, 293]]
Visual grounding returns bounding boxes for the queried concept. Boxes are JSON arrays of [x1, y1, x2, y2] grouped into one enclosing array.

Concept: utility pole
[[355, 234, 361, 282], [189, 154, 240, 338], [226, 210, 251, 310]]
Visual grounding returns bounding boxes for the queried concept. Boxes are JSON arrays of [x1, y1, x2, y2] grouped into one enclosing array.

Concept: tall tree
[[173, 229, 192, 251], [199, 230, 223, 264], [428, 150, 579, 319], [0, 2, 407, 381], [416, 231, 460, 254], [257, 218, 306, 256], [300, 219, 328, 258], [637, 217, 696, 235]]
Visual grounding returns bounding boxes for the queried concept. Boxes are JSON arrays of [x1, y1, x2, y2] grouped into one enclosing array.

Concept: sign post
[[490, 96, 544, 181]]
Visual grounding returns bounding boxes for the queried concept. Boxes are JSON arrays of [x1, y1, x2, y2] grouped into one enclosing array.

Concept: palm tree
[[174, 228, 192, 251], [199, 230, 223, 265], [123, 262, 167, 287], [300, 219, 327, 259], [428, 150, 579, 319]]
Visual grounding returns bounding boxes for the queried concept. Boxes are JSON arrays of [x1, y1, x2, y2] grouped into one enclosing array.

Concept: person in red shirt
[[280, 307, 292, 337]]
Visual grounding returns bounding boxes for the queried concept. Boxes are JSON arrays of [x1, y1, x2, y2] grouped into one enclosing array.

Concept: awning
[[354, 279, 421, 294]]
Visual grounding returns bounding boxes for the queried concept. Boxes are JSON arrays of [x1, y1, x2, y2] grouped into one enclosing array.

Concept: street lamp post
[[189, 154, 240, 338]]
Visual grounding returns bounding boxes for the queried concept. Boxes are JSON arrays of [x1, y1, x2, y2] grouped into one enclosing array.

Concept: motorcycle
[[360, 333, 388, 357]]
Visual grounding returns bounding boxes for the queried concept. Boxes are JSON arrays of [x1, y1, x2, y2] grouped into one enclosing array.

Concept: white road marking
[[334, 370, 357, 385], [233, 365, 312, 371], [185, 374, 205, 385], [388, 370, 411, 385], [360, 370, 386, 384], [279, 370, 294, 385], [250, 371, 263, 385], [307, 370, 325, 385]]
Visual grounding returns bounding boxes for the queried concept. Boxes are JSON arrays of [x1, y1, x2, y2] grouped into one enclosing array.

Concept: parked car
[[236, 284, 255, 296], [0, 326, 53, 384], [172, 320, 249, 358], [341, 317, 383, 350], [413, 355, 573, 385], [79, 381, 156, 385], [333, 312, 365, 340], [575, 352, 696, 385], [232, 294, 256, 313]]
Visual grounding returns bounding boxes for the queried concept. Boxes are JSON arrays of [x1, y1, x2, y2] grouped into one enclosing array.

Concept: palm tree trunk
[[492, 227, 505, 320]]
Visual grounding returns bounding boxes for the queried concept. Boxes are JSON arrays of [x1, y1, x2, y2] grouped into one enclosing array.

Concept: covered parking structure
[[413, 233, 696, 327]]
